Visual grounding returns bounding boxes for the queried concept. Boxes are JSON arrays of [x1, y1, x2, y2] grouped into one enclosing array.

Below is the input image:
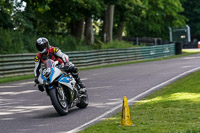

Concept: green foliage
[[126, 0, 186, 39], [0, 0, 14, 29], [23, 33, 37, 53], [104, 0, 119, 5], [11, 32, 24, 53], [13, 6, 36, 33], [113, 0, 144, 39], [0, 28, 24, 54], [0, 0, 191, 54], [47, 35, 82, 51], [0, 29, 12, 54], [23, 0, 52, 12], [115, 0, 143, 21], [0, 28, 139, 54], [101, 40, 136, 49], [181, 0, 200, 35]]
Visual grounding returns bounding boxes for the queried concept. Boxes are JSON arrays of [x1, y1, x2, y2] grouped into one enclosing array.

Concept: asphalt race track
[[1, 54, 200, 133]]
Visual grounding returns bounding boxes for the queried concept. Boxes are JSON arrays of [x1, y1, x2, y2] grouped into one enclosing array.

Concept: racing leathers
[[34, 46, 85, 92]]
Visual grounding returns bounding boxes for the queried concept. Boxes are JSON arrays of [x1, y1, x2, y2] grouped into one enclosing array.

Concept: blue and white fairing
[[58, 74, 76, 90], [38, 67, 62, 85]]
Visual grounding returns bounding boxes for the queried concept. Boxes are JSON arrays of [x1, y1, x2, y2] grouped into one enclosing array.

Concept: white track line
[[66, 66, 200, 133]]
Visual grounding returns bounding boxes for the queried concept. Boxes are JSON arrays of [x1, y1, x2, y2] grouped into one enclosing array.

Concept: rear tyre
[[49, 89, 68, 116], [77, 92, 89, 109]]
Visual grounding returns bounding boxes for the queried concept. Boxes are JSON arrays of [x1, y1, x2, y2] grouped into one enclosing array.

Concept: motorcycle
[[37, 59, 89, 115]]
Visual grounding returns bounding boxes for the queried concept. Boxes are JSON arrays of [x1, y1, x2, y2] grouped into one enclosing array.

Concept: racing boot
[[76, 77, 85, 88], [73, 74, 86, 93]]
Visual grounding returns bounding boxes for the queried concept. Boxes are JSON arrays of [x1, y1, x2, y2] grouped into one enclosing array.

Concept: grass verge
[[79, 70, 200, 133], [0, 75, 34, 84], [1, 50, 200, 83]]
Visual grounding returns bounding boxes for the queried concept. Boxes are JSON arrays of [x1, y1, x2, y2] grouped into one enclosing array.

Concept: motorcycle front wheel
[[49, 88, 68, 116]]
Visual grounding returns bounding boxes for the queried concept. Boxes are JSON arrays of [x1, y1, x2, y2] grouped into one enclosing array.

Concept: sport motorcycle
[[36, 59, 88, 115]]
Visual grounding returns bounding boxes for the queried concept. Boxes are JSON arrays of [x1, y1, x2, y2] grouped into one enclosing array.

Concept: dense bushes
[[0, 29, 24, 54], [0, 28, 137, 54], [0, 28, 89, 54]]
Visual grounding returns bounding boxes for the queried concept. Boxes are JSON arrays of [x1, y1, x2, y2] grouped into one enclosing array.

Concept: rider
[[34, 37, 86, 93]]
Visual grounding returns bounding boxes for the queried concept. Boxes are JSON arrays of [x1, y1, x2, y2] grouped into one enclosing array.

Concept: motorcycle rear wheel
[[49, 89, 68, 116]]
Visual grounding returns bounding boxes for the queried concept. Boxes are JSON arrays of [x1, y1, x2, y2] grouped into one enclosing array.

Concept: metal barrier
[[123, 37, 162, 46], [0, 44, 175, 78]]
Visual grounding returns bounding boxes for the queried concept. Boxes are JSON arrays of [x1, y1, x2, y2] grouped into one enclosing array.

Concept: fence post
[[154, 38, 157, 45], [136, 37, 139, 45]]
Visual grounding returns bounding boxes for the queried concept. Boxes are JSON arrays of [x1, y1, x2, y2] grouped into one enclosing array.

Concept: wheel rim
[[57, 89, 67, 109]]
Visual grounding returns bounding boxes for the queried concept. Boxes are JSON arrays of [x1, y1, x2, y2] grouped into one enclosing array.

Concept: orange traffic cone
[[121, 96, 135, 126]]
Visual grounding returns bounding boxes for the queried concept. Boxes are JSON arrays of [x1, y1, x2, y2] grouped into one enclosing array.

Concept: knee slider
[[68, 65, 78, 73], [72, 66, 78, 73]]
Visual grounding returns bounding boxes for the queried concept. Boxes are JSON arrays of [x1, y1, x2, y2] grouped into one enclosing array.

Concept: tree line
[[0, 0, 199, 53]]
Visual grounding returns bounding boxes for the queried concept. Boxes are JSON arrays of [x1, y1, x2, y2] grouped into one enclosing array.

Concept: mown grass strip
[[0, 75, 34, 84], [79, 70, 200, 133]]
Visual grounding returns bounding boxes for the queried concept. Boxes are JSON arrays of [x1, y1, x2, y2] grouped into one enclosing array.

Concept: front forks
[[56, 86, 68, 108], [57, 86, 65, 101]]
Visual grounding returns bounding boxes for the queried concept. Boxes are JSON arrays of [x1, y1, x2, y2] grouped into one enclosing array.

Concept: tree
[[47, 0, 103, 43], [126, 0, 186, 39], [82, 0, 104, 45], [84, 17, 94, 45], [114, 0, 143, 40], [11, 0, 54, 34], [0, 0, 15, 29], [181, 0, 200, 37], [102, 0, 119, 42], [102, 5, 115, 42]]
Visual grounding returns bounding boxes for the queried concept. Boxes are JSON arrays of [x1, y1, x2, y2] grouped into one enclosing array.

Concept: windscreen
[[46, 59, 53, 68]]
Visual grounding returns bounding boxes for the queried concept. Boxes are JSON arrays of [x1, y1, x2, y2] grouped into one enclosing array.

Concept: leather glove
[[38, 85, 44, 92], [34, 78, 39, 84], [61, 63, 65, 68], [57, 63, 64, 69]]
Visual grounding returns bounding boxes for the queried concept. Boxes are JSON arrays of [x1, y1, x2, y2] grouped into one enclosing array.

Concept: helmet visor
[[36, 43, 46, 52]]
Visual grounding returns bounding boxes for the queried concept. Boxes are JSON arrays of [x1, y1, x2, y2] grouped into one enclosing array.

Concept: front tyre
[[49, 89, 68, 116], [77, 92, 89, 109]]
